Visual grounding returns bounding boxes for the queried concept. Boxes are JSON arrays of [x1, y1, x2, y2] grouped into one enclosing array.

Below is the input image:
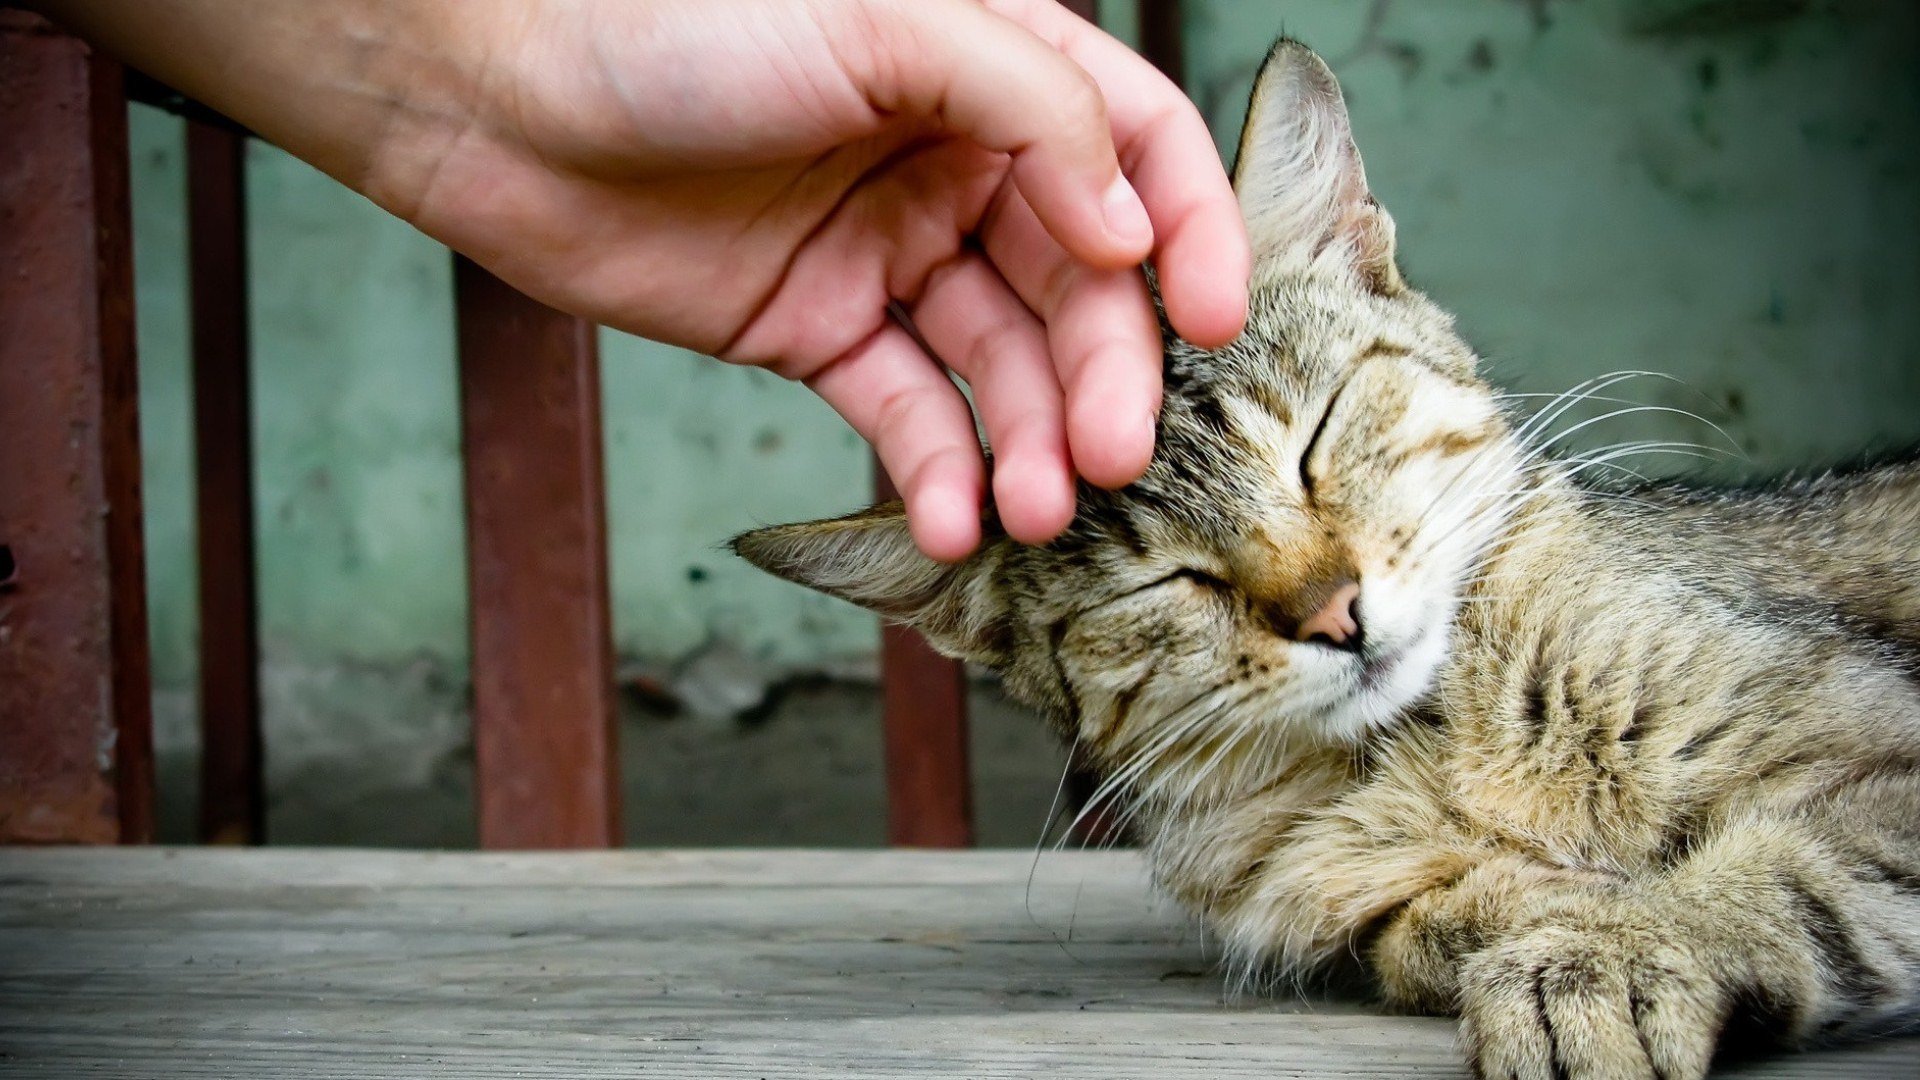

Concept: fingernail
[[1102, 176, 1153, 250], [1134, 408, 1160, 466]]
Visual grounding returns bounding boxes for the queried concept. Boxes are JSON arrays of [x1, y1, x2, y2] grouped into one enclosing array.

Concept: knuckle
[[1037, 258, 1082, 314], [872, 386, 925, 444], [962, 317, 1030, 377], [992, 407, 1056, 453], [1033, 66, 1107, 146], [903, 445, 978, 499], [1061, 336, 1131, 388]]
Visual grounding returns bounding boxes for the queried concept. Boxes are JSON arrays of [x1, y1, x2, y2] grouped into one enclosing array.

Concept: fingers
[[910, 252, 1076, 544], [818, 0, 1250, 512], [721, 137, 1008, 371], [980, 184, 1162, 490], [1118, 107, 1252, 347], [806, 323, 985, 562], [851, 0, 1153, 268], [982, 0, 1250, 347], [1055, 269, 1162, 489]]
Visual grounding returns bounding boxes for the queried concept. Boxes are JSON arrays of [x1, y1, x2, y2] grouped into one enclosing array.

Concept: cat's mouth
[[1353, 622, 1444, 699], [1357, 642, 1410, 690]]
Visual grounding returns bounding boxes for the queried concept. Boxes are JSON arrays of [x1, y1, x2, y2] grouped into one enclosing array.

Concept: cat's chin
[[1308, 621, 1449, 742]]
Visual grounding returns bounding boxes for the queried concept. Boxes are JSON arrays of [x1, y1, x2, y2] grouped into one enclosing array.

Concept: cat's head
[[736, 42, 1524, 762]]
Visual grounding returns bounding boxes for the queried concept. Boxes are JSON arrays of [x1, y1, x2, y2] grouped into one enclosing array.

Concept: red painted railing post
[[455, 258, 621, 849], [0, 13, 154, 844], [873, 465, 975, 848], [186, 118, 265, 844]]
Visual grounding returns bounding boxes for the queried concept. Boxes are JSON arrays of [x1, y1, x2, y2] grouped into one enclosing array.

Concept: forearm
[[25, 0, 491, 211]]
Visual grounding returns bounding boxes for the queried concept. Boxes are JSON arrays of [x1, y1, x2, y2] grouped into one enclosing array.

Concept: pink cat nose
[[1296, 581, 1363, 650]]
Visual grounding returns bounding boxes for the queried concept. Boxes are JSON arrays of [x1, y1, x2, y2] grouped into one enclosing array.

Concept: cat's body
[[737, 40, 1920, 1080]]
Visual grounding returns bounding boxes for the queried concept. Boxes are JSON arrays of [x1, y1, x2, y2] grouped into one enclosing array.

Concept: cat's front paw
[[1458, 924, 1726, 1080]]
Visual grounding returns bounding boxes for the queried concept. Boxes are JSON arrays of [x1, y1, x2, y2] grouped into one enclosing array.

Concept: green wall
[[127, 0, 1920, 837], [1186, 0, 1920, 468]]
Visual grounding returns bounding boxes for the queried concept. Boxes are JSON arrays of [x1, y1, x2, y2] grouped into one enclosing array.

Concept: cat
[[734, 39, 1920, 1080]]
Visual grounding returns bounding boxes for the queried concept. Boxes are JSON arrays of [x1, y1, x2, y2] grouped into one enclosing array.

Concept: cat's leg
[[1366, 854, 1715, 1078], [1368, 852, 1623, 1014], [1372, 810, 1920, 1080]]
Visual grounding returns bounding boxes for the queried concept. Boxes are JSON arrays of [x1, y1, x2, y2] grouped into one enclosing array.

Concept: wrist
[[25, 0, 494, 213], [347, 0, 548, 222]]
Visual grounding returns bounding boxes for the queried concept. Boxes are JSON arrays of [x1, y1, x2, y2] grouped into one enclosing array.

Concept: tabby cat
[[735, 40, 1920, 1079]]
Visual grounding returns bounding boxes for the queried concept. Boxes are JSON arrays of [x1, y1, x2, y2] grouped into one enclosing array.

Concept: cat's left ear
[[732, 503, 1013, 666], [1232, 39, 1404, 295]]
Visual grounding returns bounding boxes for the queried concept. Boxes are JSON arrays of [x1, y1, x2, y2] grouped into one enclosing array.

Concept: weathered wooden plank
[[186, 117, 264, 846], [453, 258, 620, 849], [0, 847, 1439, 1080], [0, 846, 1102, 889], [0, 851, 1913, 1078], [0, 13, 153, 844]]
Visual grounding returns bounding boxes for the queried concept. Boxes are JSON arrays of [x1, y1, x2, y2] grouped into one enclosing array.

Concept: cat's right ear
[[1232, 39, 1403, 294], [732, 503, 1012, 665]]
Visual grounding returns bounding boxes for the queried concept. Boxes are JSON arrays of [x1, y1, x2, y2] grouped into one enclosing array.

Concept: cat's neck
[[1132, 741, 1362, 916]]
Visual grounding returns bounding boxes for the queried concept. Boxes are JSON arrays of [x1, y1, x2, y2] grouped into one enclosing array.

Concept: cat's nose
[[1296, 581, 1363, 651]]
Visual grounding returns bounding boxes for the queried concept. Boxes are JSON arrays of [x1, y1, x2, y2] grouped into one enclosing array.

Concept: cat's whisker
[[1554, 442, 1732, 489], [1057, 688, 1243, 845], [1395, 437, 1536, 564], [1023, 742, 1089, 947], [1403, 477, 1549, 567], [1405, 448, 1515, 541], [1500, 389, 1741, 455], [1164, 717, 1264, 811], [1502, 373, 1683, 478], [1107, 682, 1286, 829], [1506, 370, 1666, 449], [1132, 693, 1268, 815], [1484, 376, 1743, 516], [1528, 405, 1740, 468], [1561, 436, 1734, 463]]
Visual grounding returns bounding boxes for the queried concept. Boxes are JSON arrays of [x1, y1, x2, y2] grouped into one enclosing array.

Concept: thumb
[[846, 0, 1154, 268]]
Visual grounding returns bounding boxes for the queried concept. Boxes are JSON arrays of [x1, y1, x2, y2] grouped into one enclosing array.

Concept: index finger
[[984, 0, 1251, 348], [847, 0, 1156, 269]]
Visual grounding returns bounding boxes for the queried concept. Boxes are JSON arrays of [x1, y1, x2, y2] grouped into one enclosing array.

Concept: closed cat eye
[[1298, 386, 1344, 497], [1166, 567, 1234, 593], [1090, 567, 1236, 613]]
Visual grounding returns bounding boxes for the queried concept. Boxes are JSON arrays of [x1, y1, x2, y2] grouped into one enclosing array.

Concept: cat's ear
[[1232, 39, 1403, 294], [732, 502, 1012, 665]]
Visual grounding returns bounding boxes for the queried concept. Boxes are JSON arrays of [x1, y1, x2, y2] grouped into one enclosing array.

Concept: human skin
[[30, 0, 1251, 559]]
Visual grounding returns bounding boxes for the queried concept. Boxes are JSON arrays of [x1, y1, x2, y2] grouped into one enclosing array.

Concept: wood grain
[[0, 850, 1913, 1077]]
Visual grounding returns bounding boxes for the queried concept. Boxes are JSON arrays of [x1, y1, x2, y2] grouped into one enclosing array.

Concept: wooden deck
[[1, 850, 1914, 1078]]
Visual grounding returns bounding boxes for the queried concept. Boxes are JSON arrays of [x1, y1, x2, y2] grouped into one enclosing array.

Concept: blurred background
[[124, 0, 1920, 845]]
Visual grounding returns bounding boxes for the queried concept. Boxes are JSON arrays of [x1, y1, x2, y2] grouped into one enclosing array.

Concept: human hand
[[37, 0, 1251, 559]]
